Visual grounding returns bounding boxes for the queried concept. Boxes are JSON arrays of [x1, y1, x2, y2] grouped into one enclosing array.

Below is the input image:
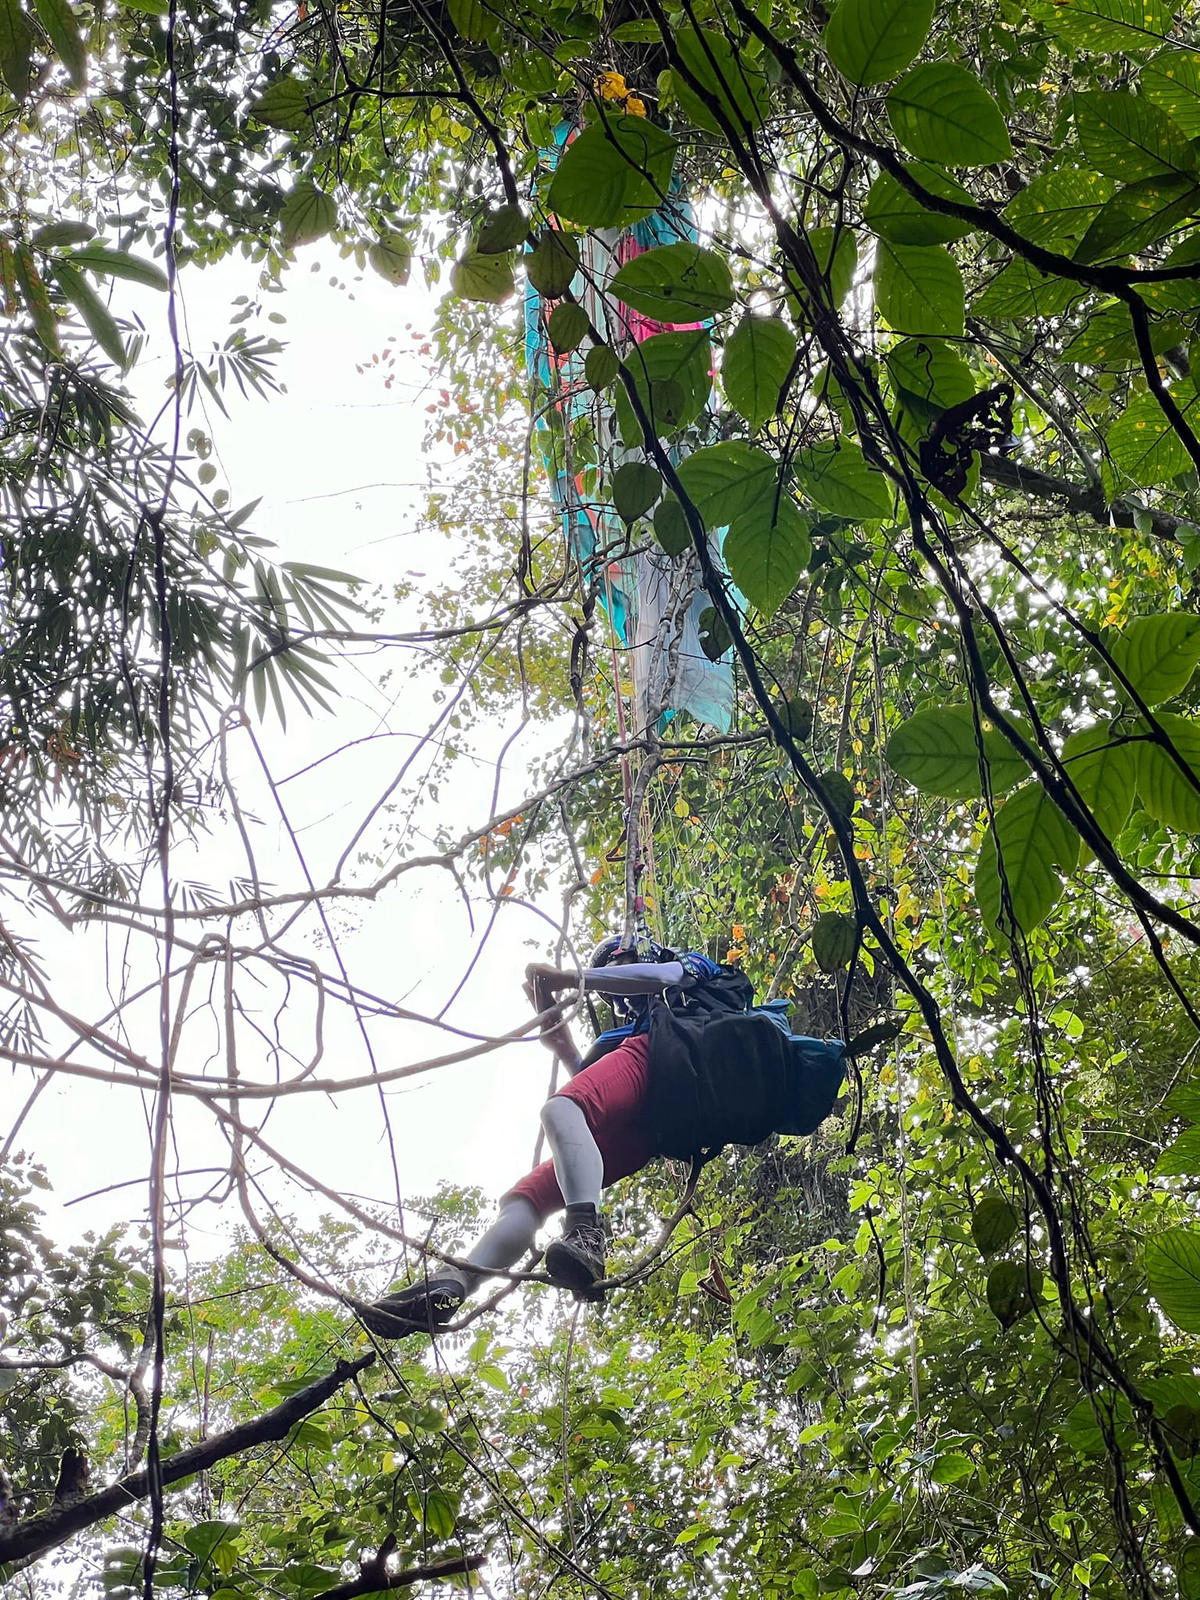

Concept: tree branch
[[310, 1551, 487, 1600], [979, 453, 1190, 544], [0, 1354, 374, 1566]]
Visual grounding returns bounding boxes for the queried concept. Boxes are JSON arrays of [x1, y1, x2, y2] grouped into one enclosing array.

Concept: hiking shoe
[[545, 1219, 606, 1298], [358, 1276, 465, 1339]]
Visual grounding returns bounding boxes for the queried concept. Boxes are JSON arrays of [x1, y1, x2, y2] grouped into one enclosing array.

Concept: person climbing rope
[[359, 938, 847, 1339]]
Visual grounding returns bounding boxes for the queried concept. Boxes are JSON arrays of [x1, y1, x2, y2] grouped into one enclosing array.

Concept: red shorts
[[505, 1034, 658, 1220]]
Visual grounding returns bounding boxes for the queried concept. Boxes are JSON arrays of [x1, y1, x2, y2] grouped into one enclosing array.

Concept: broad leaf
[[986, 1261, 1042, 1328], [971, 1195, 1019, 1256], [610, 242, 735, 322], [584, 344, 619, 390], [545, 116, 677, 230], [368, 231, 412, 285], [674, 440, 779, 528], [1075, 91, 1198, 182], [14, 244, 60, 354], [722, 314, 796, 428], [53, 261, 126, 366], [1106, 384, 1199, 488], [526, 232, 580, 297], [973, 260, 1082, 321], [476, 203, 528, 253], [886, 338, 975, 418], [672, 26, 770, 136], [547, 301, 589, 354], [68, 244, 168, 290], [1134, 712, 1200, 832], [886, 705, 1027, 799], [975, 781, 1079, 936], [1109, 614, 1200, 705], [724, 496, 811, 616], [1155, 1128, 1200, 1176], [808, 224, 857, 306], [451, 248, 516, 304], [30, 219, 94, 247], [1029, 0, 1173, 54], [813, 911, 858, 972], [1142, 48, 1200, 138], [249, 76, 314, 132], [887, 64, 1011, 166], [1077, 174, 1200, 262], [1147, 1227, 1200, 1332], [1004, 167, 1116, 248], [864, 164, 976, 245], [33, 0, 84, 87], [653, 496, 691, 555], [279, 182, 337, 248], [0, 0, 32, 99], [611, 461, 662, 522], [447, 0, 498, 42], [1059, 724, 1137, 844], [874, 243, 964, 337], [698, 606, 732, 660], [614, 328, 712, 442], [823, 0, 933, 86], [793, 437, 894, 520]]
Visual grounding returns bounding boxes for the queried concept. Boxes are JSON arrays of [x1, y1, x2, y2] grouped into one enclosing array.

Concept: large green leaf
[[672, 26, 770, 136], [249, 75, 314, 132], [545, 116, 677, 230], [53, 261, 127, 367], [973, 260, 1083, 321], [279, 181, 337, 248], [32, 0, 84, 87], [886, 705, 1028, 799], [986, 1261, 1042, 1329], [1155, 1128, 1200, 1176], [886, 338, 975, 419], [793, 437, 894, 520], [1060, 724, 1137, 843], [614, 328, 712, 442], [807, 225, 858, 308], [547, 301, 589, 354], [451, 248, 516, 304], [67, 244, 168, 290], [0, 0, 32, 99], [887, 64, 1011, 166], [1074, 91, 1199, 183], [674, 440, 779, 528], [813, 911, 858, 972], [611, 461, 662, 523], [526, 231, 580, 297], [1004, 167, 1116, 248], [724, 496, 811, 616], [1147, 1227, 1200, 1332], [475, 203, 528, 253], [864, 164, 976, 246], [1134, 712, 1200, 832], [1029, 0, 1173, 54], [1076, 174, 1200, 263], [976, 781, 1079, 936], [823, 0, 933, 85], [722, 313, 796, 429], [1142, 48, 1200, 138], [971, 1195, 1019, 1256], [874, 243, 964, 337], [1110, 614, 1200, 704], [1106, 384, 1199, 487], [368, 231, 412, 285], [609, 242, 734, 322]]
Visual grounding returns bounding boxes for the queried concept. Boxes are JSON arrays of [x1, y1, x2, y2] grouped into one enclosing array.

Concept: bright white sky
[[2, 244, 576, 1282]]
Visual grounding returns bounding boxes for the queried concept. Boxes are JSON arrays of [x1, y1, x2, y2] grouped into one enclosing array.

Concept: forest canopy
[[2, 0, 1200, 1594]]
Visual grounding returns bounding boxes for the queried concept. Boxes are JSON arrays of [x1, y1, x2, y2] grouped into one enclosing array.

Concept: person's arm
[[525, 970, 585, 1075]]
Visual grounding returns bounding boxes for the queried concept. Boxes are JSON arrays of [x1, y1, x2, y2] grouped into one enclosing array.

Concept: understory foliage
[[4, 0, 1200, 1595]]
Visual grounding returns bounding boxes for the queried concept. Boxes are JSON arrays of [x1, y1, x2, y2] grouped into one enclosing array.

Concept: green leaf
[[986, 1261, 1042, 1329], [1077, 174, 1200, 263], [525, 232, 579, 298], [447, 0, 498, 41], [886, 705, 1027, 800], [887, 64, 1011, 166], [813, 911, 858, 973], [722, 313, 796, 429], [249, 75, 314, 132], [1180, 1541, 1200, 1600], [864, 164, 976, 246], [697, 606, 731, 661], [807, 224, 858, 307], [793, 437, 894, 521], [674, 440, 779, 528], [33, 0, 84, 86], [609, 241, 734, 322], [476, 203, 528, 253], [1166, 1082, 1200, 1121], [1075, 91, 1199, 182], [887, 337, 975, 418], [451, 248, 516, 304], [823, 0, 933, 85], [818, 770, 856, 817], [672, 26, 770, 135], [930, 1452, 974, 1484], [1059, 724, 1137, 846], [584, 343, 619, 390], [279, 181, 336, 248], [614, 329, 712, 442], [368, 231, 412, 286], [976, 781, 1080, 936], [547, 300, 589, 354], [874, 242, 964, 337], [1110, 614, 1200, 704], [844, 1017, 904, 1055], [1155, 1128, 1200, 1176], [1106, 384, 1199, 487], [611, 461, 662, 522], [654, 495, 691, 555], [13, 245, 60, 354], [724, 496, 811, 617], [1147, 1227, 1200, 1332], [545, 115, 677, 230], [66, 246, 168, 291], [53, 261, 127, 366], [971, 1195, 1020, 1256], [113, 0, 168, 13], [182, 1523, 241, 1563], [0, 0, 32, 98], [1142, 48, 1200, 138], [1134, 712, 1200, 832], [1004, 167, 1116, 248], [1029, 0, 1172, 53], [973, 260, 1082, 321], [30, 219, 94, 247]]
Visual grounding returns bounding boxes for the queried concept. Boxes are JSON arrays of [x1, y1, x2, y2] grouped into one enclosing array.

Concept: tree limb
[[979, 453, 1190, 544], [0, 1354, 375, 1566], [310, 1551, 487, 1600]]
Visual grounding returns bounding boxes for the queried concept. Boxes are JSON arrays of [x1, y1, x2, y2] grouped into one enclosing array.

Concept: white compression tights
[[453, 1097, 605, 1289]]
